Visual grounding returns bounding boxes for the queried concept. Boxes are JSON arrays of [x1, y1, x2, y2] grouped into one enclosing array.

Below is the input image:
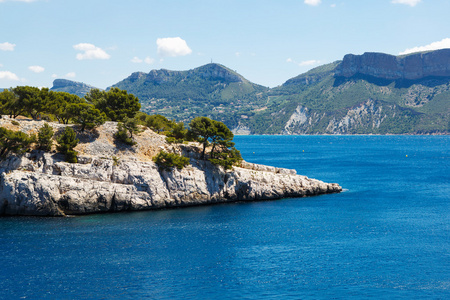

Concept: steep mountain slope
[[239, 50, 450, 134], [51, 50, 450, 134], [110, 63, 269, 128], [50, 79, 99, 97]]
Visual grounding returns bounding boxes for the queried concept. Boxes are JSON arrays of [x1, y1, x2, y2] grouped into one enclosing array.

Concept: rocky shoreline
[[0, 118, 342, 216]]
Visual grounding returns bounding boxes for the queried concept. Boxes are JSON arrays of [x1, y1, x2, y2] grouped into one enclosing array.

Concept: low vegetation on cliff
[[0, 86, 242, 169]]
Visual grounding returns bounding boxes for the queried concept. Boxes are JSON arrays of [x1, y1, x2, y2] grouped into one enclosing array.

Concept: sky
[[1, 0, 450, 89]]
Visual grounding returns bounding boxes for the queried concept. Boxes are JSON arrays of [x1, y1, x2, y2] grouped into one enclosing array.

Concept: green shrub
[[145, 114, 174, 133], [165, 136, 184, 144], [166, 121, 187, 141], [64, 149, 78, 163], [209, 147, 243, 170], [56, 127, 79, 163], [11, 120, 20, 126], [152, 150, 189, 171], [37, 123, 54, 151], [0, 127, 36, 159], [114, 122, 136, 145]]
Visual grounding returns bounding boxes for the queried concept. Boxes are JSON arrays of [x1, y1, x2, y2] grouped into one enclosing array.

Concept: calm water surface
[[1, 136, 449, 299]]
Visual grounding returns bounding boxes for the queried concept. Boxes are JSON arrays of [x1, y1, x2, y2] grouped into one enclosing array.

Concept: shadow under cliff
[[334, 74, 450, 88]]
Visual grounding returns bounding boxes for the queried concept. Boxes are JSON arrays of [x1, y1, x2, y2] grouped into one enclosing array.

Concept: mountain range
[[50, 49, 450, 134]]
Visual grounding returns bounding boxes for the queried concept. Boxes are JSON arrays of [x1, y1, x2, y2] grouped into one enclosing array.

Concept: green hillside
[[110, 63, 269, 129], [236, 56, 450, 134], [53, 50, 450, 134]]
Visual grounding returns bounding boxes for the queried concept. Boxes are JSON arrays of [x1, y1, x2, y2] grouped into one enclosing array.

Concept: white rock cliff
[[0, 118, 341, 216]]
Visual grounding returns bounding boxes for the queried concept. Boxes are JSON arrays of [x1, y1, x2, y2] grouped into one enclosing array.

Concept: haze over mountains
[[51, 49, 450, 134]]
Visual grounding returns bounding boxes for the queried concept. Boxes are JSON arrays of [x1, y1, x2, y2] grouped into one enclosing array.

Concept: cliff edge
[[0, 117, 341, 216], [335, 49, 450, 80]]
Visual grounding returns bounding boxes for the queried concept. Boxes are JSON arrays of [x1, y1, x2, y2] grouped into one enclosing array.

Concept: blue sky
[[1, 0, 450, 89]]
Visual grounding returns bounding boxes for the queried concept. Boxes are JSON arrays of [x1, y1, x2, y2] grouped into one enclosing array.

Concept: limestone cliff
[[335, 49, 450, 80], [0, 117, 341, 216]]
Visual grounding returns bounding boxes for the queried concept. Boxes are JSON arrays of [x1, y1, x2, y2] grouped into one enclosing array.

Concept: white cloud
[[399, 38, 450, 55], [391, 0, 421, 7], [51, 74, 58, 78], [235, 52, 241, 57], [0, 0, 38, 2], [73, 43, 111, 60], [299, 59, 321, 66], [156, 37, 192, 57], [0, 71, 19, 81], [144, 57, 154, 64], [28, 65, 45, 73], [304, 0, 321, 6], [330, 4, 336, 8], [65, 72, 76, 78], [0, 42, 16, 51], [0, 63, 3, 67], [131, 56, 143, 63], [287, 58, 321, 67], [131, 56, 154, 64]]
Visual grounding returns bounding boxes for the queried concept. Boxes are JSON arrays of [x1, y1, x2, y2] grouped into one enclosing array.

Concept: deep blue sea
[[1, 136, 449, 299]]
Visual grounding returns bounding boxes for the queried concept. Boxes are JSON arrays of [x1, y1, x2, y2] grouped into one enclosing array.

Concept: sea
[[0, 135, 449, 299]]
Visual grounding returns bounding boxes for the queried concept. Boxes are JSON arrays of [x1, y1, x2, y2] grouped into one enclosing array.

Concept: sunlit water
[[1, 136, 449, 299]]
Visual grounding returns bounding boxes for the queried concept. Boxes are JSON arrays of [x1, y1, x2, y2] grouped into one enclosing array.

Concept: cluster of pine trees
[[0, 86, 242, 169], [0, 86, 141, 130]]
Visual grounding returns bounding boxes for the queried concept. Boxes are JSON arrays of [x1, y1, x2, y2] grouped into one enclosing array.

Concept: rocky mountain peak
[[191, 63, 244, 83], [50, 79, 99, 97], [51, 79, 88, 89]]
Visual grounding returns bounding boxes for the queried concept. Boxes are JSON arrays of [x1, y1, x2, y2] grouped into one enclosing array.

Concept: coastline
[[0, 118, 342, 217]]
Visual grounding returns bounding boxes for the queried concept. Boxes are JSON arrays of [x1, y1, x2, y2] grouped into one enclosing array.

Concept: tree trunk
[[201, 142, 207, 160]]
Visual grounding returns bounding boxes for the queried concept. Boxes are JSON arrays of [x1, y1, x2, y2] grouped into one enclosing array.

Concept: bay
[[0, 136, 449, 299]]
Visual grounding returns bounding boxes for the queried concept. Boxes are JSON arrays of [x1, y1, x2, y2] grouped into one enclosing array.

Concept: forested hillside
[[49, 50, 450, 134]]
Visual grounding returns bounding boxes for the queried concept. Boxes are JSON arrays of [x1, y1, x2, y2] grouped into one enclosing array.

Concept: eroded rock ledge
[[0, 152, 341, 216], [0, 119, 341, 216]]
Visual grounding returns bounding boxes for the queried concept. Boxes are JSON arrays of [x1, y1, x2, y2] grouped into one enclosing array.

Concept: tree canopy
[[188, 116, 241, 169], [86, 88, 141, 122], [0, 127, 35, 159], [37, 123, 54, 151], [56, 127, 79, 163], [188, 117, 233, 159]]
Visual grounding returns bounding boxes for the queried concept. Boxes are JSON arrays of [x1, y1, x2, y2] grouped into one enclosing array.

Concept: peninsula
[[0, 117, 341, 216]]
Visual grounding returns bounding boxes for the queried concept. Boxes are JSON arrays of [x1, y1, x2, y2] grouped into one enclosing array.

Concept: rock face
[[122, 64, 244, 87], [0, 152, 341, 216], [50, 79, 99, 97], [0, 118, 341, 216], [335, 49, 450, 80]]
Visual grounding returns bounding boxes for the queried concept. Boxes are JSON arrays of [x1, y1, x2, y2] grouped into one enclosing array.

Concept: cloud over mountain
[[156, 37, 192, 57], [131, 56, 154, 64], [399, 38, 450, 55], [73, 43, 111, 60]]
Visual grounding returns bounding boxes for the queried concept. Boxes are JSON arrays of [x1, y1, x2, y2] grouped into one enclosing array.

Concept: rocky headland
[[0, 117, 341, 216]]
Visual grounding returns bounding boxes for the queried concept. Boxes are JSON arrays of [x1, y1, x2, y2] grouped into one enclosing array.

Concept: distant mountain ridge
[[50, 79, 99, 97], [109, 63, 269, 127], [335, 49, 450, 81], [50, 49, 450, 134]]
